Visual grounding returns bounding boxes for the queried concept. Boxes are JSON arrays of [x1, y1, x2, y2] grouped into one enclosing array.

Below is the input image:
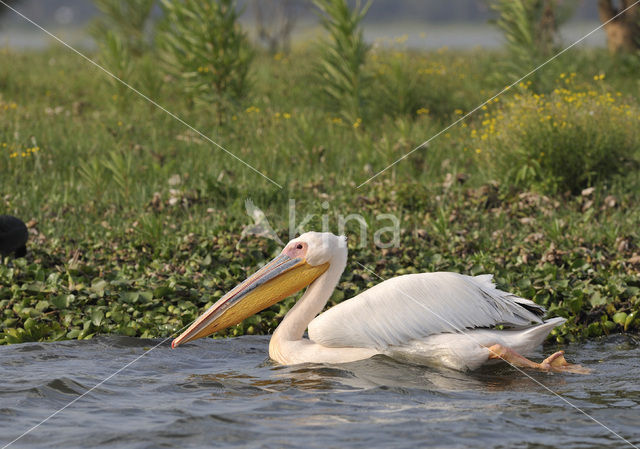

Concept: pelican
[[173, 232, 586, 373]]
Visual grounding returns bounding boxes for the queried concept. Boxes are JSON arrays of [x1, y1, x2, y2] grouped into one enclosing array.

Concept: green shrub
[[312, 0, 371, 124], [490, 0, 576, 90], [473, 81, 640, 193], [96, 31, 134, 100], [369, 49, 485, 121], [157, 0, 253, 118], [91, 0, 156, 56]]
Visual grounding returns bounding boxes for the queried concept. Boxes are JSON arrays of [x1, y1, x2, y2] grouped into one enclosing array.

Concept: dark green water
[[1, 335, 638, 449]]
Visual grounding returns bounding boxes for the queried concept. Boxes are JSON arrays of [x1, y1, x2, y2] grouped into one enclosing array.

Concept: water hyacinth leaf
[[568, 297, 583, 315], [109, 309, 124, 322], [91, 310, 105, 326], [623, 286, 640, 299], [52, 295, 72, 309], [154, 286, 173, 298], [23, 317, 36, 332], [91, 279, 108, 295], [589, 292, 607, 307], [612, 312, 627, 326], [602, 320, 616, 333], [587, 322, 602, 337], [121, 292, 140, 303], [3, 329, 23, 344], [3, 318, 19, 328], [24, 282, 46, 293], [35, 300, 50, 312]]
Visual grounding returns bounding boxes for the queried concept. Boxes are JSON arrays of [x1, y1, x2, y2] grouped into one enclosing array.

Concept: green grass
[[1, 44, 639, 345]]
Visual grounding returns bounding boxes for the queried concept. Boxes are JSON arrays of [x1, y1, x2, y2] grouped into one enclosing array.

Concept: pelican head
[[171, 232, 347, 348]]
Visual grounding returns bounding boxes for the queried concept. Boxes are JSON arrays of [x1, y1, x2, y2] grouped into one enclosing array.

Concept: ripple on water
[[0, 335, 639, 449]]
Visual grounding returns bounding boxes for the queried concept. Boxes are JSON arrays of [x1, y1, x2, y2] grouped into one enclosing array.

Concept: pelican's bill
[[172, 253, 329, 348]]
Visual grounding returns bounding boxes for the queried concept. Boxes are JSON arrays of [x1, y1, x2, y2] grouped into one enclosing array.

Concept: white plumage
[[267, 233, 571, 371], [309, 272, 544, 349]]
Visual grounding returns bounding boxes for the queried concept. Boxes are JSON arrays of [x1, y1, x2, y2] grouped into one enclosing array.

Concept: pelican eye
[[296, 244, 303, 250]]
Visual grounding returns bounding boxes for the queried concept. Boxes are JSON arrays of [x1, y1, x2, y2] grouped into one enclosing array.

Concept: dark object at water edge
[[0, 215, 28, 257]]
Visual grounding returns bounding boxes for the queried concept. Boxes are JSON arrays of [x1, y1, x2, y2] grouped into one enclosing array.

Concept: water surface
[[1, 335, 638, 448]]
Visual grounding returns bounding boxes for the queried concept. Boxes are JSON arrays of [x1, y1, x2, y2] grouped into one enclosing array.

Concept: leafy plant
[[490, 0, 576, 87], [91, 0, 156, 56], [157, 0, 254, 118], [473, 84, 640, 193], [370, 49, 483, 120], [313, 0, 371, 124], [97, 31, 134, 103], [78, 156, 107, 204], [102, 149, 135, 202]]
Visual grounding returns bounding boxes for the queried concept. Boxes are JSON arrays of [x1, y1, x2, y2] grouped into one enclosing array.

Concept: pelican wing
[[307, 272, 545, 350]]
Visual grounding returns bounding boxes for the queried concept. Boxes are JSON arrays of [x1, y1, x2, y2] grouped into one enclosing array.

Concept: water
[[1, 335, 638, 449], [0, 22, 606, 50]]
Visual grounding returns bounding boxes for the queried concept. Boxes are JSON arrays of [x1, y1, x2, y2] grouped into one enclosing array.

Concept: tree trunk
[[598, 0, 640, 53], [539, 0, 558, 56]]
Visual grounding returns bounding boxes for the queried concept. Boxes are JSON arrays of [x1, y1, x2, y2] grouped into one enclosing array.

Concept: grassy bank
[[1, 44, 639, 345]]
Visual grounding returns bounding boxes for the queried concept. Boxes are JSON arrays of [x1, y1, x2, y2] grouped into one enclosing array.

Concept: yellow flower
[[353, 118, 362, 129], [331, 117, 343, 124], [454, 109, 463, 115], [416, 107, 429, 115], [273, 52, 284, 61], [283, 112, 291, 119]]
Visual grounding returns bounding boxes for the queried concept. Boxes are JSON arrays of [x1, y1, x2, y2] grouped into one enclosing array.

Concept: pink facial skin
[[282, 241, 308, 259]]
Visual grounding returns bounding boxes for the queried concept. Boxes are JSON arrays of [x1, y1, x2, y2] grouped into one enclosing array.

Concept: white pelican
[[173, 232, 586, 373]]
